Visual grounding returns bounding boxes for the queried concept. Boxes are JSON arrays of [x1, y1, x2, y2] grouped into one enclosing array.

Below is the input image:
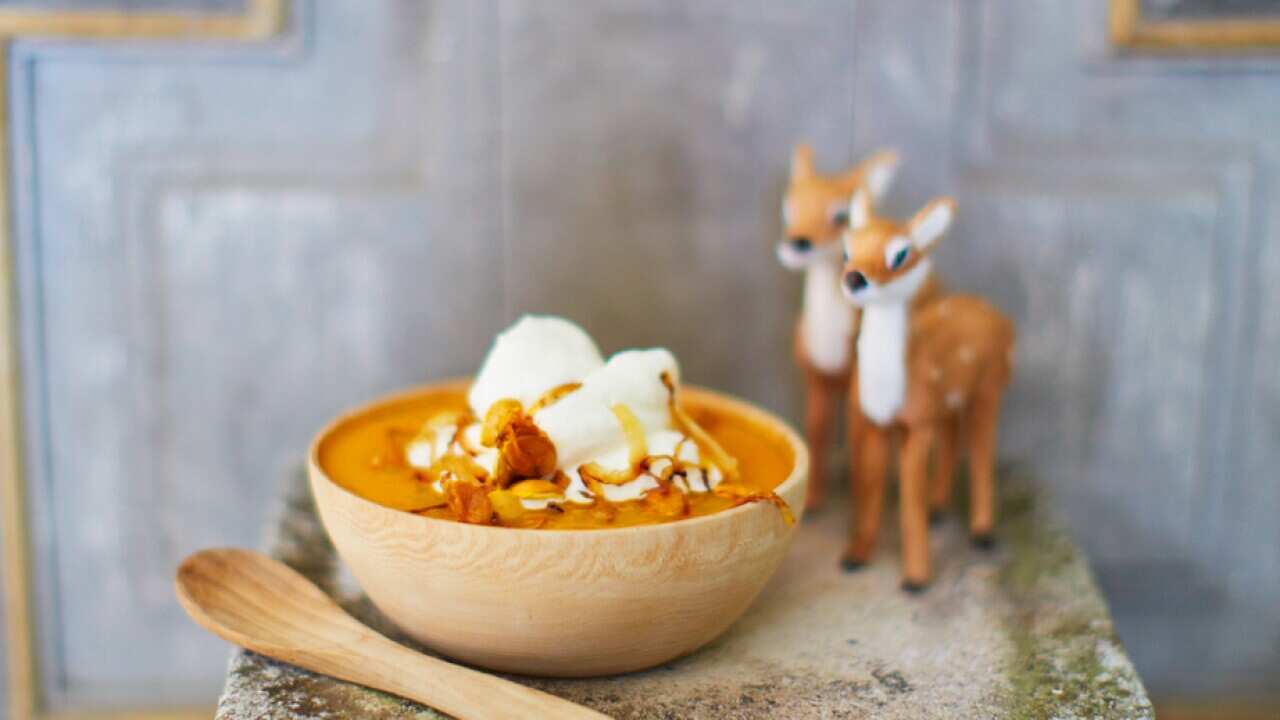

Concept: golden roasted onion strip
[[714, 483, 795, 526], [509, 479, 563, 499], [487, 489, 525, 524], [576, 466, 619, 525], [422, 454, 487, 488], [480, 399, 524, 447], [660, 372, 740, 483], [578, 462, 636, 487], [528, 382, 582, 413], [611, 403, 648, 467], [643, 485, 688, 519]]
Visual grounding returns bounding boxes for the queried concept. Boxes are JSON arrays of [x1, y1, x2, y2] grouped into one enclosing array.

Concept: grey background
[[1, 0, 1278, 713], [0, 0, 248, 12]]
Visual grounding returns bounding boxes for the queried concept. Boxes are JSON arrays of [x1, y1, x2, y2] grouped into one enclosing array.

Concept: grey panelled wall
[[10, 0, 507, 710], [3, 0, 1278, 712]]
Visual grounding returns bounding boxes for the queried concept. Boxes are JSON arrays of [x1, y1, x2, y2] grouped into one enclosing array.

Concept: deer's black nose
[[788, 237, 812, 252], [844, 271, 868, 293]]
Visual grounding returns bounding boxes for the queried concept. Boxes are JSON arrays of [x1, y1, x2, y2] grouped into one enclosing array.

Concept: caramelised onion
[[660, 372, 741, 483], [509, 479, 563, 499], [610, 403, 648, 468], [713, 483, 795, 526], [577, 461, 636, 487], [642, 485, 688, 519], [528, 381, 582, 413], [487, 489, 525, 524], [426, 454, 490, 487]]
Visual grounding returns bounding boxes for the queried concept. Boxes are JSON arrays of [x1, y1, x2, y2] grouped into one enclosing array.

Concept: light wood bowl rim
[[308, 378, 808, 535]]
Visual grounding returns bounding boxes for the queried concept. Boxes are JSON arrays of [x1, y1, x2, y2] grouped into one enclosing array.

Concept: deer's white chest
[[801, 259, 854, 374], [857, 303, 907, 426]]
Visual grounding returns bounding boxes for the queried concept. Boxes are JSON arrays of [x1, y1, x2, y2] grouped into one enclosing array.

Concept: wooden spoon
[[175, 547, 610, 719]]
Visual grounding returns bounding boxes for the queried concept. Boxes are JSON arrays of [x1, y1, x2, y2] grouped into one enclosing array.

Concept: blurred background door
[[0, 0, 1277, 715]]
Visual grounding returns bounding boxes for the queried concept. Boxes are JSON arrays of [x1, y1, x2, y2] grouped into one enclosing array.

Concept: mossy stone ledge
[[215, 467, 1153, 719]]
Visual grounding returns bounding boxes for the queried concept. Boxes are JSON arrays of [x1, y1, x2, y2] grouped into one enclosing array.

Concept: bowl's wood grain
[[308, 383, 807, 677]]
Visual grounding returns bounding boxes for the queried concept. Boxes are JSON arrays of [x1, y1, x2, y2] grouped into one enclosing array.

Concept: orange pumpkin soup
[[318, 385, 794, 530]]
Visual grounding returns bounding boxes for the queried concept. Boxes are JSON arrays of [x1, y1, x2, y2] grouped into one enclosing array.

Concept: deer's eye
[[830, 207, 850, 227], [885, 237, 911, 270]]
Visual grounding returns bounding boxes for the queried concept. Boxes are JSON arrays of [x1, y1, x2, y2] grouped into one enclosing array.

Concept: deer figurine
[[837, 189, 1014, 591], [778, 144, 900, 511]]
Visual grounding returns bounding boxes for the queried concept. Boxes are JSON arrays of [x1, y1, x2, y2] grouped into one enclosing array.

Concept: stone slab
[[215, 468, 1153, 719]]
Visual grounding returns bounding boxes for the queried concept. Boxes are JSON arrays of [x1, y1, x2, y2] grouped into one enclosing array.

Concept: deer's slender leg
[[928, 416, 959, 522], [966, 380, 1005, 547], [803, 370, 838, 511], [846, 371, 864, 482], [899, 424, 936, 591], [843, 422, 888, 570]]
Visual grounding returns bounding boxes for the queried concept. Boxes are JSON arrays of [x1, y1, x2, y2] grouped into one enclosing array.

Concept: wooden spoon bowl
[[309, 382, 807, 677]]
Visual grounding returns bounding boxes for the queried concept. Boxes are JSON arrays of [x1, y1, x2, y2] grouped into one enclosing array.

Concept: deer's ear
[[848, 189, 872, 231], [844, 149, 899, 200], [908, 197, 955, 250], [790, 144, 816, 182]]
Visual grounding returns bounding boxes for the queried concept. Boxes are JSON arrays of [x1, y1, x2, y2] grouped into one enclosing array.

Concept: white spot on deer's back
[[945, 390, 964, 410], [928, 366, 942, 382], [957, 345, 976, 364]]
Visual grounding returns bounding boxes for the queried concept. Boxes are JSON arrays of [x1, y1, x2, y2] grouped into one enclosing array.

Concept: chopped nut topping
[[482, 398, 557, 486], [445, 480, 494, 525]]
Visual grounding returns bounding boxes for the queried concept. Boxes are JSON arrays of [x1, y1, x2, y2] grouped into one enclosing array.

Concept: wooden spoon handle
[[281, 631, 610, 719], [175, 548, 609, 718]]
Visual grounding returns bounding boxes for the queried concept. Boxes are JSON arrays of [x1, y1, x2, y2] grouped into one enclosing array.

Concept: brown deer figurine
[[837, 189, 1014, 591], [779, 144, 899, 511]]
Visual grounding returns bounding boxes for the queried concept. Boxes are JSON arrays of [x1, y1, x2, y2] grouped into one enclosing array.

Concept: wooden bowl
[[308, 381, 807, 677]]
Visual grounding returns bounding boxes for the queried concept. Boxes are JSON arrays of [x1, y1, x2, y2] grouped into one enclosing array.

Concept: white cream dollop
[[408, 315, 722, 507], [535, 348, 676, 469], [467, 315, 604, 415]]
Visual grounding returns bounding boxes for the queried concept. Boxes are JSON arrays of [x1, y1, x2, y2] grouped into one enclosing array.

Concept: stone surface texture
[[215, 470, 1153, 719]]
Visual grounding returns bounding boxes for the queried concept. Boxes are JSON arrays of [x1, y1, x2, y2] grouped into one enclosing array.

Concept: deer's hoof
[[971, 533, 996, 551], [840, 556, 867, 573], [900, 580, 928, 594], [928, 510, 946, 527]]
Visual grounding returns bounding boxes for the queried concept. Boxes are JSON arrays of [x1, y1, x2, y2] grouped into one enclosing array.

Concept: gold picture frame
[[0, 3, 288, 717], [1110, 0, 1280, 52]]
